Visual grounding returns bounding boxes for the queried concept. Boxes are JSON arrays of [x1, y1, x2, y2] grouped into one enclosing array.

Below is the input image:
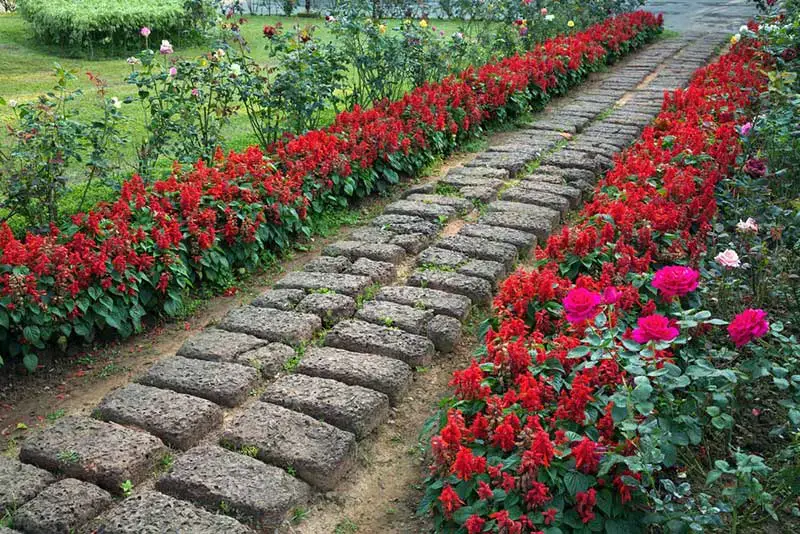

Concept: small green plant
[[381, 316, 395, 327], [241, 445, 260, 458], [219, 500, 231, 513], [290, 506, 308, 524], [334, 518, 359, 533], [46, 409, 66, 421], [283, 355, 302, 373], [434, 183, 461, 197], [120, 479, 133, 497], [57, 450, 80, 465]]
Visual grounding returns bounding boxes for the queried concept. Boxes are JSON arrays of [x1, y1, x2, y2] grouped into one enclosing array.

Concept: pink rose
[[602, 287, 620, 305], [740, 122, 752, 136], [632, 315, 680, 344], [168, 66, 177, 77], [652, 266, 700, 299], [744, 158, 767, 178], [160, 40, 174, 55], [563, 288, 601, 324], [736, 218, 758, 233], [140, 27, 151, 37], [541, 7, 548, 16], [728, 309, 769, 347], [715, 249, 741, 269]]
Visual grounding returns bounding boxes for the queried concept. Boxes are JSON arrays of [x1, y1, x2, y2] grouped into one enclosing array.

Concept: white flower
[[545, 14, 555, 21], [160, 40, 174, 55], [730, 33, 741, 45], [715, 249, 741, 269], [110, 97, 121, 109], [216, 48, 225, 59], [230, 63, 241, 76], [126, 56, 141, 65], [8, 99, 17, 108], [739, 25, 749, 34], [736, 218, 759, 233]]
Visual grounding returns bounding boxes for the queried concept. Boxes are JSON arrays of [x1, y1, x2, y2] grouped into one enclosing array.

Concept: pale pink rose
[[140, 27, 151, 37], [715, 249, 741, 269], [736, 218, 759, 233], [540, 7, 548, 16], [169, 66, 177, 77], [160, 40, 174, 55], [740, 122, 752, 136]]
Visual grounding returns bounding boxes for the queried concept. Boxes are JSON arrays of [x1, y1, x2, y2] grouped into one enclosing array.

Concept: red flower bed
[[421, 32, 770, 533], [0, 12, 662, 370]]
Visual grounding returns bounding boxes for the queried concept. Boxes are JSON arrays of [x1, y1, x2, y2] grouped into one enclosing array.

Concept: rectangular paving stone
[[460, 184, 498, 203], [440, 174, 505, 189], [459, 259, 506, 285], [349, 226, 393, 244], [221, 401, 356, 491], [90, 491, 252, 534], [298, 347, 413, 406], [137, 357, 259, 408], [417, 246, 469, 270], [303, 255, 352, 273], [536, 165, 597, 184], [406, 194, 473, 214], [459, 224, 536, 252], [19, 417, 166, 494], [219, 306, 322, 345], [348, 257, 396, 284], [325, 319, 435, 367], [407, 269, 493, 305], [516, 180, 583, 208], [465, 152, 531, 177], [375, 286, 471, 321], [435, 234, 518, 270], [445, 166, 509, 181], [479, 210, 553, 241], [390, 232, 431, 254], [250, 288, 306, 311], [273, 271, 373, 297], [500, 187, 570, 215], [488, 200, 561, 223], [157, 445, 309, 530], [0, 456, 54, 514], [261, 374, 390, 439], [296, 292, 356, 326], [540, 151, 602, 173], [237, 343, 295, 377], [323, 240, 406, 264], [14, 478, 112, 534], [357, 300, 434, 335], [371, 214, 440, 236], [384, 199, 456, 221], [176, 328, 267, 363], [97, 383, 224, 451]]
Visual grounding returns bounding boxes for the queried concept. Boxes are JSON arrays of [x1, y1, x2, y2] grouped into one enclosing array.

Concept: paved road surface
[[645, 0, 757, 32]]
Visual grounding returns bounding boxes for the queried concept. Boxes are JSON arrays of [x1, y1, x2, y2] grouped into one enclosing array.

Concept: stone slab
[[19, 417, 166, 494], [348, 257, 396, 284], [250, 288, 306, 311], [296, 292, 356, 326], [371, 214, 440, 236], [349, 227, 393, 244], [390, 232, 431, 254], [176, 328, 267, 364], [220, 401, 356, 491], [536, 165, 597, 184], [90, 491, 252, 534], [500, 187, 570, 215], [97, 383, 224, 451], [479, 210, 553, 241], [238, 343, 295, 377], [459, 224, 536, 252], [445, 166, 508, 181], [0, 456, 54, 514], [13, 478, 112, 534], [356, 300, 434, 335], [219, 306, 322, 345], [303, 255, 352, 273], [417, 247, 469, 270], [375, 286, 471, 321], [156, 445, 309, 529], [325, 319, 435, 367], [138, 356, 259, 408], [406, 270, 493, 305], [435, 235, 518, 270], [460, 184, 498, 203], [426, 314, 462, 354], [298, 347, 413, 406], [516, 180, 583, 208], [323, 241, 406, 264], [465, 152, 531, 177], [384, 200, 456, 221], [458, 259, 506, 284], [406, 194, 473, 214], [273, 271, 373, 297], [261, 374, 390, 439]]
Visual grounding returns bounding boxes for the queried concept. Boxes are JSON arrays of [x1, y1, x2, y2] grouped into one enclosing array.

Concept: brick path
[[0, 31, 739, 534]]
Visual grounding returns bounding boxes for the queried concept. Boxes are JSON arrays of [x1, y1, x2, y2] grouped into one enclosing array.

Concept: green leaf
[[23, 325, 41, 344], [563, 471, 592, 497], [0, 308, 8, 329], [568, 346, 591, 359], [23, 352, 38, 372]]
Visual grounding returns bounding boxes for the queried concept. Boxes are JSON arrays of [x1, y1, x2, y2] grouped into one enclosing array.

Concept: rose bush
[[420, 31, 778, 533], [0, 12, 663, 370]]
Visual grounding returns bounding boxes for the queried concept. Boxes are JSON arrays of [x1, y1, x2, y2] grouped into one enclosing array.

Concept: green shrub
[[17, 0, 204, 53]]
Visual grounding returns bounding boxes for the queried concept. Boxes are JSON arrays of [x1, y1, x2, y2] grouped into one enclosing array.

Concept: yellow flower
[[379, 24, 386, 34], [730, 33, 741, 45], [420, 19, 428, 28], [567, 20, 575, 28]]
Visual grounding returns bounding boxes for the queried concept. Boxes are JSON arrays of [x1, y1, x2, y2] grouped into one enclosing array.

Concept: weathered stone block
[[298, 347, 413, 406], [459, 259, 506, 284], [479, 210, 553, 240], [90, 491, 252, 534], [375, 286, 471, 321], [407, 269, 493, 305], [220, 401, 356, 491], [19, 417, 165, 494], [0, 456, 54, 514], [97, 383, 223, 450], [460, 185, 498, 203], [499, 187, 570, 215], [156, 445, 309, 529], [516, 180, 582, 208], [250, 288, 306, 311], [323, 241, 406, 264], [296, 292, 356, 326], [13, 478, 112, 534], [417, 247, 469, 269], [348, 257, 396, 284], [274, 271, 373, 297], [426, 315, 462, 354], [303, 255, 352, 273], [356, 300, 434, 335], [325, 319, 435, 367], [406, 194, 473, 214], [261, 374, 390, 439], [218, 306, 322, 345], [176, 328, 266, 364], [384, 200, 456, 221], [459, 224, 536, 252], [372, 214, 439, 236], [138, 357, 259, 408], [238, 343, 295, 377], [435, 235, 518, 270]]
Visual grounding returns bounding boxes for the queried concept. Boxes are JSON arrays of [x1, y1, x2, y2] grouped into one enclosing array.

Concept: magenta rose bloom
[[728, 309, 769, 347], [652, 266, 700, 299], [632, 314, 679, 344], [744, 158, 767, 178], [563, 288, 602, 324]]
